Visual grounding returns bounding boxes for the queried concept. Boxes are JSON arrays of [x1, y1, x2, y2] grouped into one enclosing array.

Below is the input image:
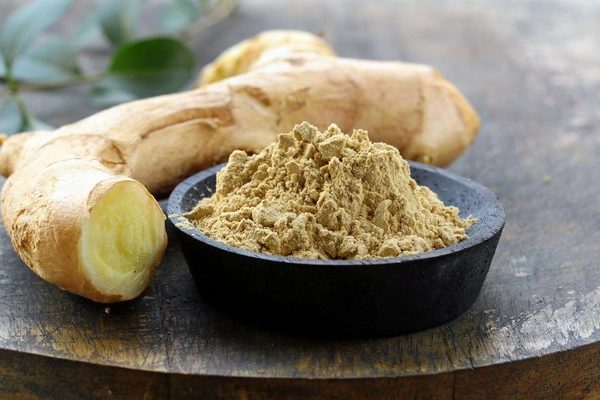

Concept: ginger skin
[[0, 31, 479, 302]]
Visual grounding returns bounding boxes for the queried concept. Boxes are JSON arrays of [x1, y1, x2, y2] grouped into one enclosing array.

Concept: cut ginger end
[[78, 180, 167, 300]]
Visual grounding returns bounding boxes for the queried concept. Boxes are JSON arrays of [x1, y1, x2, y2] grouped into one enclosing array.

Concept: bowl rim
[[167, 161, 505, 267]]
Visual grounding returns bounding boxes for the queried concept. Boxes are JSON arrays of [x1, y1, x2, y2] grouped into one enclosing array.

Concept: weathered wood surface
[[1, 0, 599, 398]]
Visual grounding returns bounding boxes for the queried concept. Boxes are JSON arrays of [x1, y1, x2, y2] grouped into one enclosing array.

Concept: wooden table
[[1, 0, 599, 398]]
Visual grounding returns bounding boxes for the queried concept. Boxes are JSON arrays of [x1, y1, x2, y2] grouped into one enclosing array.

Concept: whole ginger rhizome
[[187, 122, 474, 259]]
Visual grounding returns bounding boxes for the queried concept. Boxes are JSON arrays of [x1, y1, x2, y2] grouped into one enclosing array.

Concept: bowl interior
[[167, 162, 505, 266]]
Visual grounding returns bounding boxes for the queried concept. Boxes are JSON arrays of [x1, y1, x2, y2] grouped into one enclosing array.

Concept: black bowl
[[167, 162, 505, 338]]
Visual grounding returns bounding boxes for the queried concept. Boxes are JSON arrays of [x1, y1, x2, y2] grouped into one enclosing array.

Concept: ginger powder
[[186, 122, 474, 259]]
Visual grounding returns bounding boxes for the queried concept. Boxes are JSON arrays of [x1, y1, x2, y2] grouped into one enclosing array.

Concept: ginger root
[[0, 30, 479, 302], [199, 30, 336, 85]]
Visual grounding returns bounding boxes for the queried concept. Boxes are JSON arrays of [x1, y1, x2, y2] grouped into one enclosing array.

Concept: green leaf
[[12, 36, 81, 82], [0, 55, 6, 77], [97, 0, 145, 47], [22, 115, 54, 132], [74, 11, 102, 49], [0, 94, 52, 134], [101, 37, 195, 98], [88, 83, 137, 107], [0, 96, 23, 134], [0, 0, 73, 69], [160, 0, 202, 34]]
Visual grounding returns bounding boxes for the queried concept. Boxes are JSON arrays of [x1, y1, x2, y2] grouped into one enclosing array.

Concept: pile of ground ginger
[[186, 122, 474, 259]]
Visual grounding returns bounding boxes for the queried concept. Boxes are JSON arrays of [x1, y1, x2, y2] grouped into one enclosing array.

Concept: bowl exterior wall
[[176, 228, 502, 338], [168, 162, 505, 338]]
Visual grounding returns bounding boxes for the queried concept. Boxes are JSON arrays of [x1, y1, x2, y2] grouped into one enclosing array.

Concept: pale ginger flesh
[[80, 181, 167, 299]]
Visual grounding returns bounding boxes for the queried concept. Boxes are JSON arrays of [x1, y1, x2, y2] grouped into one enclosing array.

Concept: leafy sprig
[[0, 0, 235, 134]]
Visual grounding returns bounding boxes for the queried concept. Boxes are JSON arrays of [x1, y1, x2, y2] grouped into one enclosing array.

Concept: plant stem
[[15, 74, 104, 91], [180, 0, 237, 41], [12, 94, 33, 127], [4, 69, 19, 95]]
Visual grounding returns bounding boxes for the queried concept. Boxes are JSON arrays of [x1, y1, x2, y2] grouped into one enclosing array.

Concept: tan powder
[[186, 122, 473, 259]]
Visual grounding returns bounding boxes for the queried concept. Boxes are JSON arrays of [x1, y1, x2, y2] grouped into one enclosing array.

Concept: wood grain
[[1, 0, 599, 398], [1, 340, 598, 399]]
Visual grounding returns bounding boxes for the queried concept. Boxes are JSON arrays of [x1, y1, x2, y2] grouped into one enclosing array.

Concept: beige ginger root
[[0, 30, 479, 302]]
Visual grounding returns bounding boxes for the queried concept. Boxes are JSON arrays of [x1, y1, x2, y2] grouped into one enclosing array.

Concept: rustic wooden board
[[1, 0, 599, 398]]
